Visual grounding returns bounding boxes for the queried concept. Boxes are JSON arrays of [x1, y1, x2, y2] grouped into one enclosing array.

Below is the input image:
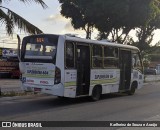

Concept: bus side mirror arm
[[17, 34, 21, 62]]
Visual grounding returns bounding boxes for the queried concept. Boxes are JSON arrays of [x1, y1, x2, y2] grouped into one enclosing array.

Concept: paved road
[[0, 82, 160, 130]]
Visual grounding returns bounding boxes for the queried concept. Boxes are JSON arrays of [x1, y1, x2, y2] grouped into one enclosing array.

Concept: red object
[[11, 70, 20, 78]]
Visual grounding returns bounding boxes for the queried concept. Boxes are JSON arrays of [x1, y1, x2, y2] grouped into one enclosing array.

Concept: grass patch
[[145, 80, 160, 83]]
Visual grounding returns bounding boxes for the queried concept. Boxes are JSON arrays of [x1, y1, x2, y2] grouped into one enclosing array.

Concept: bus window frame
[[65, 41, 76, 69], [103, 46, 119, 69], [75, 42, 90, 69], [21, 35, 58, 64], [132, 50, 143, 73], [92, 44, 103, 69]]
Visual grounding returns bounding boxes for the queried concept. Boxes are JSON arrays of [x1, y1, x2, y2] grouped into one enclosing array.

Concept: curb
[[0, 94, 48, 102]]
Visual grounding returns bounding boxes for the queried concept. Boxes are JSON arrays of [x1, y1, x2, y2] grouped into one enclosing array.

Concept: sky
[[0, 0, 84, 48], [0, 0, 160, 48]]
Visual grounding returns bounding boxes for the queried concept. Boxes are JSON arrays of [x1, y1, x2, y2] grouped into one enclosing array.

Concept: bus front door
[[119, 50, 132, 91], [76, 45, 90, 96]]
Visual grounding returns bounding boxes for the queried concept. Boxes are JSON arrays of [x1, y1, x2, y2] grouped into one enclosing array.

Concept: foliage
[[92, 0, 160, 44], [148, 46, 160, 61], [59, 0, 94, 39], [0, 0, 47, 35], [59, 0, 160, 47], [134, 0, 160, 52]]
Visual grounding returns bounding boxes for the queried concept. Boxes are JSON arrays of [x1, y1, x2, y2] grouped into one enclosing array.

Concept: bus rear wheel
[[57, 96, 66, 99], [91, 86, 102, 101]]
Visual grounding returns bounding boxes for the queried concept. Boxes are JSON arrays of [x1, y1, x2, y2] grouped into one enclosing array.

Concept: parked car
[[144, 67, 157, 75]]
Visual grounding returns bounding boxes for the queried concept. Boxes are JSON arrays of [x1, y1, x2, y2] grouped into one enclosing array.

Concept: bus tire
[[58, 96, 65, 99], [91, 86, 102, 101], [57, 96, 68, 100], [127, 82, 137, 95]]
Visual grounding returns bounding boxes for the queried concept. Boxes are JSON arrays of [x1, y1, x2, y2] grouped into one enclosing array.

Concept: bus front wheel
[[127, 83, 137, 95], [91, 86, 102, 101]]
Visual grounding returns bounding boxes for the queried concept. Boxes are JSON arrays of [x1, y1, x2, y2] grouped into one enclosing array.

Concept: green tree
[[0, 0, 47, 35], [59, 0, 94, 39], [94, 0, 160, 44], [59, 0, 160, 46], [92, 0, 132, 43], [131, 0, 160, 52]]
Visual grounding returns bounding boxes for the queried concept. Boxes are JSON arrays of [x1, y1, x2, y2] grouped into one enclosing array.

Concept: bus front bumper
[[22, 83, 64, 96]]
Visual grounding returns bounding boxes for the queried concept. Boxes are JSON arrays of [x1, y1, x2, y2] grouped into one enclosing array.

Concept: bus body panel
[[56, 36, 65, 85], [20, 35, 65, 96], [64, 69, 77, 97], [131, 69, 143, 89], [21, 62, 64, 96], [21, 62, 57, 94], [22, 82, 64, 96], [64, 86, 77, 98], [89, 69, 120, 95], [19, 34, 144, 99], [22, 62, 55, 84]]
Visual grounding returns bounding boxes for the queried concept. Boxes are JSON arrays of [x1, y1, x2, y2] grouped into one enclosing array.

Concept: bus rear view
[[18, 34, 143, 101], [19, 34, 63, 95]]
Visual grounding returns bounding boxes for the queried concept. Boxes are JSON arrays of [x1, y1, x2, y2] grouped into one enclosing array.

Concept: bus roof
[[24, 34, 139, 51], [62, 35, 139, 51]]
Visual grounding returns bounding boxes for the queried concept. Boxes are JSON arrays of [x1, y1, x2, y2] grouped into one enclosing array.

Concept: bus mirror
[[17, 35, 21, 62]]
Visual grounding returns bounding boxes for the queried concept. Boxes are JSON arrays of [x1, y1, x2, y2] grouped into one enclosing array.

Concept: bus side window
[[132, 52, 142, 69], [65, 42, 75, 69], [92, 45, 103, 68], [104, 46, 119, 68]]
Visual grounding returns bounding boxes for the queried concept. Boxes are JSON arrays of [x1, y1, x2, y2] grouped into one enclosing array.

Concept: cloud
[[44, 14, 99, 39], [60, 22, 86, 38], [45, 14, 69, 23], [64, 22, 74, 31], [45, 13, 86, 34]]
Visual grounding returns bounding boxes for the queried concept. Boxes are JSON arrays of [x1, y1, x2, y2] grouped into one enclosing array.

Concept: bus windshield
[[21, 35, 58, 63]]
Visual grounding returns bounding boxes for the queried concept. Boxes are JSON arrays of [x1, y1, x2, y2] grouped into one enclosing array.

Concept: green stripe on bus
[[64, 78, 118, 87], [24, 74, 54, 78], [64, 82, 76, 87], [91, 78, 118, 85]]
